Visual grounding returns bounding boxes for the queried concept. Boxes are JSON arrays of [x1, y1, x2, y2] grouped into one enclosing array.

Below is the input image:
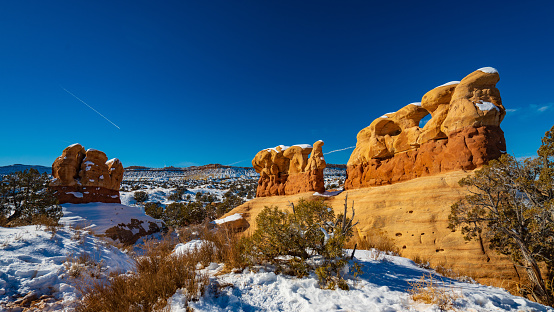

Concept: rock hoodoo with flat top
[[50, 144, 124, 204], [252, 140, 326, 197], [345, 67, 506, 189]]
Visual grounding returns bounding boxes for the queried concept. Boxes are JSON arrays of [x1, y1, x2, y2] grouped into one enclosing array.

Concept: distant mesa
[[252, 140, 326, 197], [345, 67, 506, 189], [50, 143, 124, 204]]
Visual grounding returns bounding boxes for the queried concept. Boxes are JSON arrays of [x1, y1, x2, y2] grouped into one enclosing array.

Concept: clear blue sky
[[1, 1, 553, 168]]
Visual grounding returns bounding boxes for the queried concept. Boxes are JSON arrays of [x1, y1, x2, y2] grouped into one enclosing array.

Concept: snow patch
[[409, 102, 422, 106], [477, 67, 498, 74], [214, 213, 243, 225], [291, 144, 312, 149], [436, 81, 460, 88], [65, 192, 83, 198], [265, 145, 290, 153], [475, 101, 499, 112]]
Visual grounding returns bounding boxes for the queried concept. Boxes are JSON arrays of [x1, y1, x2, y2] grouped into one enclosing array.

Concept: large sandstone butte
[[50, 144, 124, 204], [252, 140, 326, 197], [346, 67, 506, 189], [222, 171, 519, 291]]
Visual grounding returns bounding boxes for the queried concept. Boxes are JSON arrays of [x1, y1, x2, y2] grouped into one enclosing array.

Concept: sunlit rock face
[[50, 144, 124, 204], [252, 141, 326, 197], [345, 67, 506, 189]]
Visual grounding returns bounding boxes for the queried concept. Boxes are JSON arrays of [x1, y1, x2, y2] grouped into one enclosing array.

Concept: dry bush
[[178, 222, 249, 272], [411, 254, 431, 270], [408, 273, 463, 311], [348, 231, 400, 256], [76, 235, 209, 312]]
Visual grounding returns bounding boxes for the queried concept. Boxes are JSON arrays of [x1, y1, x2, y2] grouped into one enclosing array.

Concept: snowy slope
[[60, 202, 163, 235], [0, 225, 133, 310], [168, 248, 553, 312]]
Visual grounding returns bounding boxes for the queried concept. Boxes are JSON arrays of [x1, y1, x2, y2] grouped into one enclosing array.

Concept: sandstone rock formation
[[346, 67, 506, 189], [253, 141, 326, 197], [221, 171, 520, 293], [50, 144, 124, 204]]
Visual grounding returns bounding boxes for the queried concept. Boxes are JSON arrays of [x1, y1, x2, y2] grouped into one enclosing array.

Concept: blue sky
[[1, 1, 553, 168]]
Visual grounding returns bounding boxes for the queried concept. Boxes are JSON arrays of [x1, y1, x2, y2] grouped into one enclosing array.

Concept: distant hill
[[0, 164, 51, 175]]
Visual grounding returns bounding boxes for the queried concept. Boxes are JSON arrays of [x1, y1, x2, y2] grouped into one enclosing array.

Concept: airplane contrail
[[324, 146, 355, 155], [226, 160, 246, 166], [62, 87, 121, 130]]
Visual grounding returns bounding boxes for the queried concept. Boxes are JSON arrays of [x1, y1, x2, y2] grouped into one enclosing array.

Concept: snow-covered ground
[[0, 225, 133, 310], [2, 223, 553, 311], [168, 247, 552, 312]]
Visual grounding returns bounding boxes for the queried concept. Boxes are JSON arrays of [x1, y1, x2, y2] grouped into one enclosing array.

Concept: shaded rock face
[[346, 68, 506, 189], [105, 218, 164, 245], [50, 144, 124, 203], [252, 141, 326, 197]]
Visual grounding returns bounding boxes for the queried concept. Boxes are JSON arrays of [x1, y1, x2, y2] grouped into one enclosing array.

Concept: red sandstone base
[[256, 169, 325, 197], [50, 185, 121, 204], [345, 126, 506, 189]]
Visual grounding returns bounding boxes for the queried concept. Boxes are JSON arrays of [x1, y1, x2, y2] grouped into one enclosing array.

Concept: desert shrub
[[133, 190, 148, 203], [0, 169, 62, 227], [168, 186, 187, 201], [76, 235, 208, 312], [244, 197, 360, 289], [144, 202, 163, 219], [163, 202, 212, 228], [215, 194, 246, 218], [449, 125, 554, 306]]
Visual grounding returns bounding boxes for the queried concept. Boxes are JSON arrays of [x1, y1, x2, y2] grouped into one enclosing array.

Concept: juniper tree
[[449, 125, 554, 306], [0, 169, 61, 226]]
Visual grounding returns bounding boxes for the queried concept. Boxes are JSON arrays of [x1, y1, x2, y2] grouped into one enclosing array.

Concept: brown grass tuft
[[76, 234, 209, 312], [408, 273, 463, 311]]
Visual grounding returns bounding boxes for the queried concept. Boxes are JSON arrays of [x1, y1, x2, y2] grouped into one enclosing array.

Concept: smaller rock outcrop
[[50, 144, 124, 204], [253, 141, 326, 197]]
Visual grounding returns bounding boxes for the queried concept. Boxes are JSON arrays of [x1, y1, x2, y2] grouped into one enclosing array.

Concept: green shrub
[[245, 197, 360, 289], [133, 191, 148, 203], [144, 202, 163, 219], [0, 169, 62, 227]]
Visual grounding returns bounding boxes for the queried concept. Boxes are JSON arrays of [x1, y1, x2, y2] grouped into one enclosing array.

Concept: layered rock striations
[[253, 141, 326, 197], [345, 67, 506, 189], [50, 144, 124, 204]]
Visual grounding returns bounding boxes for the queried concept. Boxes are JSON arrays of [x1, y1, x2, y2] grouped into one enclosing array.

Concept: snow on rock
[[313, 189, 344, 197], [0, 225, 133, 308], [475, 101, 499, 112], [173, 240, 209, 256], [437, 80, 460, 88], [66, 192, 83, 198], [265, 145, 290, 153], [214, 213, 243, 225], [409, 102, 422, 106], [291, 144, 312, 149], [477, 67, 499, 74]]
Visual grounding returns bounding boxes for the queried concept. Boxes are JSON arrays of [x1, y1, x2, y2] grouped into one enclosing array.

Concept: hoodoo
[[50, 144, 124, 204], [345, 67, 506, 189], [252, 140, 326, 197]]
